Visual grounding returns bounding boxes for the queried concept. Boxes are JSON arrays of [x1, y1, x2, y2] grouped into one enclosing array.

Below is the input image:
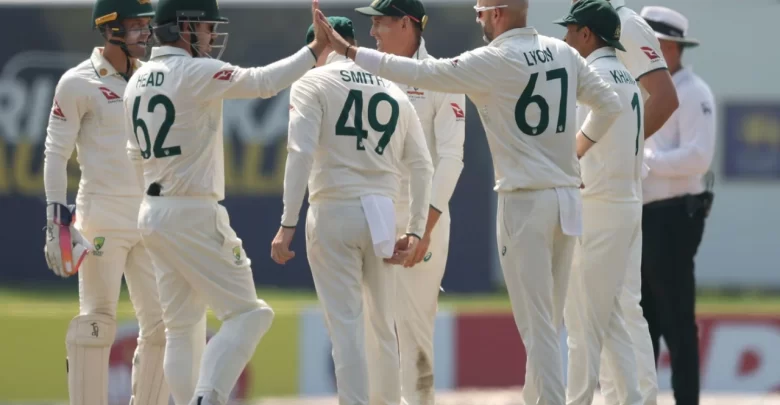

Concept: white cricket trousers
[[393, 206, 450, 405], [497, 189, 576, 405], [565, 200, 642, 405], [69, 226, 169, 405], [599, 228, 659, 405], [306, 200, 401, 405], [138, 196, 274, 405]]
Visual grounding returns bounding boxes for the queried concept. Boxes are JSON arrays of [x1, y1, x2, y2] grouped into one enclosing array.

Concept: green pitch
[[0, 287, 777, 402]]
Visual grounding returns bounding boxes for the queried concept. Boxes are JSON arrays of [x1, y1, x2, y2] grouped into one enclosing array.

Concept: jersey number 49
[[335, 89, 399, 155]]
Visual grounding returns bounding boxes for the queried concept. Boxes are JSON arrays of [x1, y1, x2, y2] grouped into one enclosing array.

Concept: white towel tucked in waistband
[[555, 187, 583, 236], [360, 194, 396, 258]]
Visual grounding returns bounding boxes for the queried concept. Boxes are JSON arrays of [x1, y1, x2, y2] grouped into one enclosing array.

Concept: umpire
[[639, 6, 716, 405]]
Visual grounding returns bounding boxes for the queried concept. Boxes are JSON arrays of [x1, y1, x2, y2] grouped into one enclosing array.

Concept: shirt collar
[[324, 51, 348, 65], [414, 38, 429, 60], [150, 46, 192, 60], [609, 0, 626, 9], [586, 47, 617, 64], [489, 27, 539, 47], [90, 47, 142, 79]]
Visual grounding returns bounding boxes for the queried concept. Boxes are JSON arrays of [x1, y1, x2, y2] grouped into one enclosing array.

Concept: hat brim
[[654, 32, 699, 47], [603, 37, 626, 52], [355, 6, 386, 16], [552, 15, 577, 27]]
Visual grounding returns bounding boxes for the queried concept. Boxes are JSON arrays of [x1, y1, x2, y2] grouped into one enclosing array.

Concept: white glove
[[44, 203, 92, 278]]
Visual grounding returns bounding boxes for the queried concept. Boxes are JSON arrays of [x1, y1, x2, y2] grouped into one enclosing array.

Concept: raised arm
[[428, 92, 466, 220]]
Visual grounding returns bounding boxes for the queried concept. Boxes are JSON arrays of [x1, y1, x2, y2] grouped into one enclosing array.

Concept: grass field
[[2, 286, 780, 318], [1, 287, 778, 402]]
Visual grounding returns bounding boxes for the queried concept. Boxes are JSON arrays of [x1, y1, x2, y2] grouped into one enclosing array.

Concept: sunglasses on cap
[[474, 4, 508, 18]]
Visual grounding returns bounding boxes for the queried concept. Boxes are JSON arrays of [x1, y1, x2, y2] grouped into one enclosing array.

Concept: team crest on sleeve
[[450, 103, 465, 120], [98, 87, 122, 103], [640, 46, 660, 61], [52, 100, 66, 120], [213, 70, 235, 81]]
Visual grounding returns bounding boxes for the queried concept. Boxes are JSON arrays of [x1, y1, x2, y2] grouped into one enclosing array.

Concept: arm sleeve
[[645, 87, 716, 176], [124, 100, 145, 191], [43, 75, 85, 205], [355, 47, 497, 95], [574, 54, 622, 141], [429, 92, 465, 213], [620, 17, 668, 80], [401, 104, 434, 237], [281, 77, 322, 228], [190, 47, 316, 101]]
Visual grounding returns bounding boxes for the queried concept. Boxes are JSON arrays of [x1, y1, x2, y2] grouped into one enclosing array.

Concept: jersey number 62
[[132, 95, 181, 160]]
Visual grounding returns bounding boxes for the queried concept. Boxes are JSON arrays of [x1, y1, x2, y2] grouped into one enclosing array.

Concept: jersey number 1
[[515, 68, 568, 136], [335, 90, 399, 155], [631, 93, 641, 156], [132, 95, 180, 159]]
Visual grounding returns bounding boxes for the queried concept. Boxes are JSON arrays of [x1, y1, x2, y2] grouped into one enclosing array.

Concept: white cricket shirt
[[43, 47, 145, 231], [124, 46, 316, 201], [643, 67, 716, 204], [611, 0, 669, 84], [355, 27, 622, 192], [281, 53, 434, 237], [395, 39, 465, 214], [577, 47, 644, 203]]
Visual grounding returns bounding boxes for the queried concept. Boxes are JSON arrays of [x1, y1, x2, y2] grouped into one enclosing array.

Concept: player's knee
[[138, 319, 166, 346], [223, 303, 274, 353], [66, 313, 117, 347]]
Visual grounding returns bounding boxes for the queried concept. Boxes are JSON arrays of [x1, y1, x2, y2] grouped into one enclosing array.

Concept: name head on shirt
[[340, 70, 390, 88], [523, 47, 554, 66], [609, 69, 636, 85], [136, 71, 165, 89]]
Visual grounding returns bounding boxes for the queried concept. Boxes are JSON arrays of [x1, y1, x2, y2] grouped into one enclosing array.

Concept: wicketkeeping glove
[[44, 203, 91, 278]]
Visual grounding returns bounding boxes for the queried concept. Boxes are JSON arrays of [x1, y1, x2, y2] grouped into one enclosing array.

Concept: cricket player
[[353, 1, 465, 403], [123, 0, 329, 404], [317, 0, 623, 402], [554, 1, 644, 404], [271, 16, 434, 405], [580, 1, 680, 403], [42, 1, 175, 404]]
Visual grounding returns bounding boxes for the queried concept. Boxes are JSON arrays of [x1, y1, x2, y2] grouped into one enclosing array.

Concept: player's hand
[[44, 203, 91, 278], [409, 232, 431, 266], [307, 0, 329, 57], [315, 9, 351, 56], [384, 234, 421, 268], [271, 226, 296, 265]]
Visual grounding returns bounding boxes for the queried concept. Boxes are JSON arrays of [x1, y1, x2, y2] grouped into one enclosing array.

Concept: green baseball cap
[[306, 16, 355, 44], [553, 0, 626, 52], [355, 0, 428, 31]]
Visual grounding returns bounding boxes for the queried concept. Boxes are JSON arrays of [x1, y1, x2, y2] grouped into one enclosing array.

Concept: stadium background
[[0, 0, 778, 403]]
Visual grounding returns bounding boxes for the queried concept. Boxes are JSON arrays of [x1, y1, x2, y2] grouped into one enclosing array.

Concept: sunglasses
[[473, 4, 508, 18]]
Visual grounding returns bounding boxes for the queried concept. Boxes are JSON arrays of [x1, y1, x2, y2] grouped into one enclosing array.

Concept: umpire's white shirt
[[643, 67, 716, 204], [44, 47, 144, 231], [577, 47, 644, 203], [395, 39, 465, 214]]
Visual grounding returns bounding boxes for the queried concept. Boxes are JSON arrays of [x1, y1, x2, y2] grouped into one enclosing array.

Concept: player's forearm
[[43, 152, 68, 205], [253, 47, 316, 99], [423, 206, 442, 237], [406, 163, 434, 238], [429, 157, 463, 214], [354, 48, 471, 94], [280, 151, 313, 227], [576, 131, 596, 159]]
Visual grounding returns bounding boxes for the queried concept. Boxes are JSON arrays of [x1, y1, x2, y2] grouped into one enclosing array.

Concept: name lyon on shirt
[[524, 47, 554, 66]]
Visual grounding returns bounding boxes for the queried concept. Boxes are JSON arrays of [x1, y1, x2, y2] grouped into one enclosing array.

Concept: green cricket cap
[[355, 0, 428, 31], [553, 0, 626, 52], [306, 16, 355, 44]]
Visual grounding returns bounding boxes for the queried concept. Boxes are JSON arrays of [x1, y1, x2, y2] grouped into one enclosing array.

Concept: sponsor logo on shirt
[[451, 102, 465, 120], [52, 100, 66, 120], [99, 86, 122, 103], [641, 46, 660, 61], [213, 70, 235, 81]]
